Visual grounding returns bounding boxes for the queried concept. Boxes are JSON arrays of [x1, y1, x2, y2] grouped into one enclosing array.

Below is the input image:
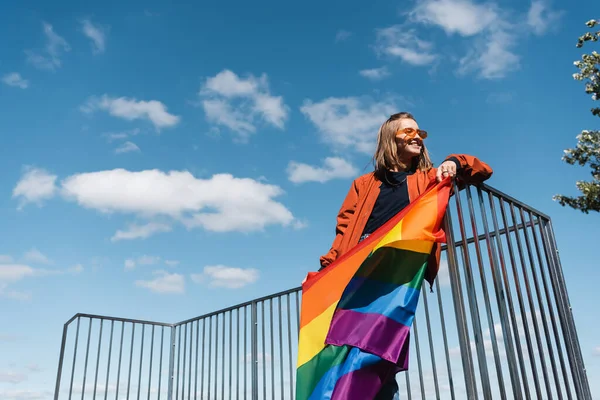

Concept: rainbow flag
[[296, 178, 452, 399]]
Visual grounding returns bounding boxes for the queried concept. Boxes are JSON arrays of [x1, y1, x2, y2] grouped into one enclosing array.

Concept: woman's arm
[[319, 179, 359, 270], [443, 154, 493, 184]]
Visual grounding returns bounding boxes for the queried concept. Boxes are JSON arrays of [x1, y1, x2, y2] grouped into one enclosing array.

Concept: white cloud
[[300, 96, 397, 154], [526, 0, 562, 35], [335, 30, 352, 42], [375, 26, 437, 66], [12, 167, 57, 209], [407, 0, 519, 80], [69, 264, 84, 274], [125, 255, 161, 270], [192, 265, 259, 289], [111, 222, 172, 242], [23, 248, 51, 265], [60, 168, 296, 235], [287, 157, 358, 183], [410, 0, 498, 36], [436, 258, 450, 287], [115, 141, 140, 154], [2, 73, 29, 89], [135, 270, 184, 294], [0, 265, 36, 283], [593, 346, 600, 356], [359, 67, 391, 81], [81, 95, 180, 130], [165, 260, 180, 267], [457, 27, 519, 79], [0, 389, 53, 400], [0, 255, 14, 263], [0, 370, 27, 384], [25, 22, 70, 71], [199, 69, 289, 140], [103, 128, 141, 142], [80, 18, 109, 54]]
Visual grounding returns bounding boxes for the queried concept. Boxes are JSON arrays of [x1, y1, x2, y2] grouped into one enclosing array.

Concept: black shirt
[[361, 170, 412, 236]]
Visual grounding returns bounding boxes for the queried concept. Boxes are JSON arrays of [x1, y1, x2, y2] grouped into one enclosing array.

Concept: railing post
[[53, 322, 69, 400], [168, 326, 176, 400], [444, 210, 479, 399], [543, 220, 593, 400], [251, 301, 259, 400]]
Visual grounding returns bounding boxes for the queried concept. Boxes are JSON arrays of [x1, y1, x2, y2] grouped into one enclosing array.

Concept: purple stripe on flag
[[330, 359, 399, 400], [326, 309, 412, 368]]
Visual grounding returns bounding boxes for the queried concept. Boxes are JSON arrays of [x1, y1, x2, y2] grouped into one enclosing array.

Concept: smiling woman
[[318, 111, 493, 398]]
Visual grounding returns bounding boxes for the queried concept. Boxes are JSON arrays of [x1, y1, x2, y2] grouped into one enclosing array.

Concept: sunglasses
[[396, 127, 428, 140]]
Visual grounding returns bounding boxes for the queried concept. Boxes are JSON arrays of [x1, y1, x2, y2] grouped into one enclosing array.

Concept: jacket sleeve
[[444, 154, 493, 185], [319, 179, 359, 270]]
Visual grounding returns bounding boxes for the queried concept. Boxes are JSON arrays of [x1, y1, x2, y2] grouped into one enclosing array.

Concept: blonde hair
[[372, 112, 433, 178]]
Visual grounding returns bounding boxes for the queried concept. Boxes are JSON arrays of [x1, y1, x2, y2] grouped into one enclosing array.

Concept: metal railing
[[53, 183, 592, 399]]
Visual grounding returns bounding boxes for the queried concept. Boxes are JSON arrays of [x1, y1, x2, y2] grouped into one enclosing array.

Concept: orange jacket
[[319, 154, 493, 288]]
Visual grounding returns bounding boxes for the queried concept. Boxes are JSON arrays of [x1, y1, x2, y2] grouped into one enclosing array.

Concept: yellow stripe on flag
[[296, 301, 339, 368]]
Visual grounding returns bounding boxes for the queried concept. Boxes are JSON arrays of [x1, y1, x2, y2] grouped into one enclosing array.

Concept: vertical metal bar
[[412, 315, 426, 400], [295, 291, 300, 333], [201, 320, 206, 400], [137, 324, 145, 400], [68, 317, 81, 400], [182, 324, 188, 400], [452, 185, 491, 398], [182, 324, 187, 400], [405, 369, 412, 400], [488, 192, 531, 400], [465, 187, 506, 399], [54, 321, 70, 400], [287, 294, 294, 399], [421, 285, 440, 399], [251, 302, 259, 400], [476, 187, 522, 399], [167, 326, 176, 400], [158, 326, 164, 400], [543, 220, 592, 399], [270, 299, 275, 398], [262, 302, 266, 400], [236, 311, 240, 400], [215, 315, 219, 399], [148, 325, 155, 400], [536, 219, 574, 400], [522, 210, 563, 399], [435, 278, 455, 400], [244, 308, 247, 400], [127, 323, 136, 400], [229, 312, 233, 400], [81, 318, 93, 400], [499, 199, 542, 398], [189, 323, 193, 400], [93, 319, 103, 400], [222, 315, 226, 400], [278, 298, 284, 400], [444, 209, 478, 398], [208, 317, 213, 400], [176, 326, 181, 400], [104, 321, 114, 400], [194, 319, 204, 400], [509, 203, 550, 397], [115, 322, 125, 400]]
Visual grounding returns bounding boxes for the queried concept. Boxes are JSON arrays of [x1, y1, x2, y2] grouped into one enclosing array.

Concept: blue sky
[[1, 0, 599, 398]]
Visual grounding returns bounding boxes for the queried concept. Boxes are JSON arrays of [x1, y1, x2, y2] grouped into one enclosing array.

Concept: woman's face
[[394, 118, 424, 159]]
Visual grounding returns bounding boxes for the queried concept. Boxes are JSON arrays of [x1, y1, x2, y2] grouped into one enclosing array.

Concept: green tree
[[553, 19, 600, 213]]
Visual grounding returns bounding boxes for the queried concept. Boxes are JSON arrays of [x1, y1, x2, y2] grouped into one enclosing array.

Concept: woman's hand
[[436, 160, 458, 182]]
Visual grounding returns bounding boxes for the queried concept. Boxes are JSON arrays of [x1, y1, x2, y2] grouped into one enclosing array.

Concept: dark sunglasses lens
[[419, 130, 428, 139]]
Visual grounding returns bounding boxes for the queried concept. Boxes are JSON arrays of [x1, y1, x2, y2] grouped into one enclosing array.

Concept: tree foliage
[[554, 19, 600, 213]]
